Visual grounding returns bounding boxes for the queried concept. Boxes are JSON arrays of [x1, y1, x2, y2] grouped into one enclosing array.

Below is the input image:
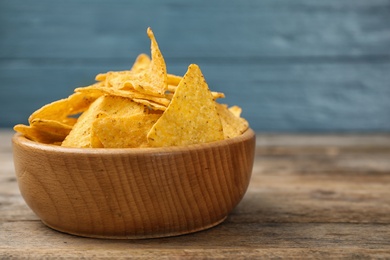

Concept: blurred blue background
[[1, 0, 389, 132]]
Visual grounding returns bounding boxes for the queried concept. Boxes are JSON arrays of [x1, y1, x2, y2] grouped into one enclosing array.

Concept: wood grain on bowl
[[12, 129, 255, 239]]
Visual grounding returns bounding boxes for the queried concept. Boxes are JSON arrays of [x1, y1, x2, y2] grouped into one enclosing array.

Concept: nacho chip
[[75, 82, 171, 107], [128, 28, 167, 96], [29, 92, 99, 126], [92, 114, 161, 148], [167, 74, 182, 86], [130, 53, 151, 74], [211, 91, 225, 100], [166, 84, 225, 100], [95, 73, 107, 82], [228, 105, 242, 118], [216, 103, 248, 138], [147, 64, 224, 147], [31, 119, 73, 138], [95, 54, 151, 87], [14, 124, 66, 144], [132, 98, 166, 111], [90, 129, 104, 148], [62, 95, 148, 148]]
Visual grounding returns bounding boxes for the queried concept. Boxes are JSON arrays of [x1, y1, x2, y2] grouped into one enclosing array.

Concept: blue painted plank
[[1, 0, 390, 59], [2, 61, 389, 131], [1, 0, 390, 131]]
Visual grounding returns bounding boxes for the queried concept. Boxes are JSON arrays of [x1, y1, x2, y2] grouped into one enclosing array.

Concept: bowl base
[[41, 216, 228, 239]]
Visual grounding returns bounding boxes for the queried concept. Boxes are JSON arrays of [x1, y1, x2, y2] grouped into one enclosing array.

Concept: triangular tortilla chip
[[228, 105, 242, 118], [147, 64, 224, 147], [95, 54, 151, 85], [92, 113, 161, 148], [130, 53, 151, 74], [14, 124, 67, 144], [167, 74, 182, 86], [216, 103, 248, 138], [30, 118, 73, 137], [75, 82, 170, 107], [62, 95, 147, 147], [28, 92, 99, 126], [128, 28, 167, 96]]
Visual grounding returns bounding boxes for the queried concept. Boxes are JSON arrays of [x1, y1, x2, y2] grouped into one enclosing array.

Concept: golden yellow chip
[[75, 82, 170, 107], [132, 98, 166, 111], [216, 103, 249, 139], [128, 28, 167, 96], [147, 64, 224, 147], [62, 95, 148, 148], [130, 53, 151, 74], [96, 70, 134, 83], [95, 73, 106, 82], [29, 92, 99, 126], [166, 89, 225, 101], [90, 130, 104, 148], [92, 114, 161, 148], [166, 74, 226, 98], [211, 91, 225, 100], [228, 105, 242, 118], [108, 72, 133, 89], [167, 74, 182, 86], [14, 124, 66, 144], [95, 54, 151, 87], [30, 119, 73, 138]]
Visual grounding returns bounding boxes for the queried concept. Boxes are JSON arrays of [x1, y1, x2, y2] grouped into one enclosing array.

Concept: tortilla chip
[[228, 105, 242, 118], [92, 114, 161, 148], [75, 83, 171, 107], [14, 124, 65, 144], [97, 53, 150, 81], [130, 53, 151, 74], [128, 28, 168, 96], [62, 95, 147, 148], [166, 84, 225, 100], [147, 64, 224, 147], [216, 103, 249, 138], [30, 119, 73, 138], [132, 98, 166, 111], [167, 74, 182, 86], [29, 92, 99, 126]]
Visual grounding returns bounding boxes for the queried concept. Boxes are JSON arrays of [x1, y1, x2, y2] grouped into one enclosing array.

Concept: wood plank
[[2, 0, 390, 132], [1, 131, 390, 258], [1, 0, 390, 58], [1, 222, 389, 259], [1, 62, 390, 131], [2, 248, 389, 259]]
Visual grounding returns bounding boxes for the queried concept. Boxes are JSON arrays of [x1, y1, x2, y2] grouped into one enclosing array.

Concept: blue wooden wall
[[1, 0, 390, 132]]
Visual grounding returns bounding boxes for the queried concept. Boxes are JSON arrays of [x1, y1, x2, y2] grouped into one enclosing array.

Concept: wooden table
[[1, 129, 389, 258]]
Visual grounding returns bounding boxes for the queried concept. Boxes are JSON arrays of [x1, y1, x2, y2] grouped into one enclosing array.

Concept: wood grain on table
[[1, 129, 390, 258]]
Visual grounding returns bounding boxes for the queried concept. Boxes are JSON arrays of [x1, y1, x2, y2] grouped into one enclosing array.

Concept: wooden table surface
[[1, 129, 389, 259]]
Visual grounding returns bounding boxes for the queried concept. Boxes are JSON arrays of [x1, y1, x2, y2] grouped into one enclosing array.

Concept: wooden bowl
[[12, 129, 255, 239]]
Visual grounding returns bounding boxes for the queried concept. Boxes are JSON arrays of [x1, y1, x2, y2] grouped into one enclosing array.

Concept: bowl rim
[[12, 128, 255, 155]]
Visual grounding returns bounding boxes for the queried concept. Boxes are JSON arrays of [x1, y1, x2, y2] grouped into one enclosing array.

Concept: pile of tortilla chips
[[14, 28, 248, 148]]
